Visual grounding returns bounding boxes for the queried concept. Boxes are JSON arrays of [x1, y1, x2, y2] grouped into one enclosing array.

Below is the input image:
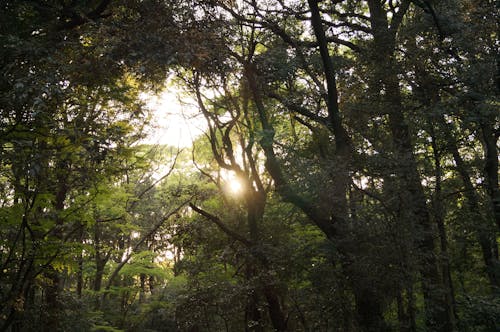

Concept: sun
[[229, 178, 243, 194]]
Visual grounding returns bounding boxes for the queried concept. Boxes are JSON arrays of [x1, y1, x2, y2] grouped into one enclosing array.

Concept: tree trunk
[[366, 1, 452, 330], [263, 284, 287, 332], [44, 268, 61, 332], [430, 127, 457, 329], [246, 190, 288, 332], [396, 287, 417, 332], [438, 116, 500, 288], [245, 265, 263, 332], [44, 162, 69, 331], [308, 2, 389, 330], [77, 225, 84, 298], [93, 224, 107, 293], [354, 289, 387, 332], [481, 118, 500, 232], [139, 274, 146, 303]]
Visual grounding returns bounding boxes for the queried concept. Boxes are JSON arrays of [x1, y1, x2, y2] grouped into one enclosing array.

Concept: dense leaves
[[0, 0, 498, 331]]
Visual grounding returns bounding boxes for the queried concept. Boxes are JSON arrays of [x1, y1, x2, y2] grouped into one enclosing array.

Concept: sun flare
[[229, 179, 243, 194]]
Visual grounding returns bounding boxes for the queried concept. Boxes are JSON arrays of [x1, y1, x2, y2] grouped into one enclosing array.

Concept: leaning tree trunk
[[244, 1, 390, 328]]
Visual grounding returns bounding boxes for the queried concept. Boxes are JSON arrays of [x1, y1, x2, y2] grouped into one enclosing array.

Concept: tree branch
[[189, 203, 252, 247], [105, 199, 190, 290], [57, 0, 112, 30]]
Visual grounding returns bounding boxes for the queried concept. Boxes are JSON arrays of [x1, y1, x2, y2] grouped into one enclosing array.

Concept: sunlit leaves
[[120, 251, 169, 280]]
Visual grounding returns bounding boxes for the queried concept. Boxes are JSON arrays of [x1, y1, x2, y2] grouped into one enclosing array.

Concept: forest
[[0, 0, 498, 331]]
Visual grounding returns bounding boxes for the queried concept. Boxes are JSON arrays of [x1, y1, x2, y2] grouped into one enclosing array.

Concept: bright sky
[[142, 88, 206, 148], [141, 86, 245, 195]]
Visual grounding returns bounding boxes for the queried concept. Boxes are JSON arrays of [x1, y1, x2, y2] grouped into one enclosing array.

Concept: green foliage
[[120, 251, 169, 280], [1, 1, 498, 331], [91, 325, 125, 332], [456, 295, 500, 332]]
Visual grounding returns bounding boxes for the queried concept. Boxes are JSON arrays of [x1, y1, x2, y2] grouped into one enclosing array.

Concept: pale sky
[[142, 88, 206, 148], [141, 87, 245, 193]]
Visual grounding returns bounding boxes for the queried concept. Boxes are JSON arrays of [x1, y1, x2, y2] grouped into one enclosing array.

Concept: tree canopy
[[0, 0, 498, 331]]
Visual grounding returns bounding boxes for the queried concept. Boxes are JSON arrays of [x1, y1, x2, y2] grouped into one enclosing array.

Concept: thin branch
[[350, 181, 395, 216], [57, 0, 112, 30], [105, 199, 191, 290], [389, 0, 411, 37], [136, 148, 182, 200], [268, 92, 329, 127], [189, 203, 252, 247], [244, 63, 337, 239], [191, 144, 219, 186]]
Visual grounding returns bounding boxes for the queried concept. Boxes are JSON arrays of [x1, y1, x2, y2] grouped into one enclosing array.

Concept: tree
[[1, 1, 498, 331]]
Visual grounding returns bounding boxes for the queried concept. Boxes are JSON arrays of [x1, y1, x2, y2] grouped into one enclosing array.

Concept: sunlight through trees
[[0, 1, 498, 331]]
